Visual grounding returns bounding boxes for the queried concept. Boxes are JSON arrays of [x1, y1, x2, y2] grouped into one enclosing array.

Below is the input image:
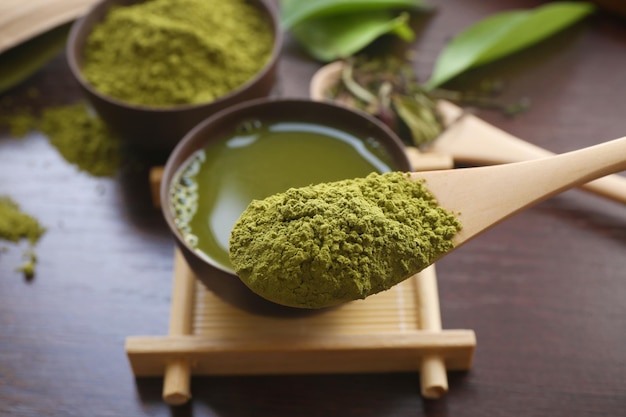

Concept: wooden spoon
[[231, 137, 624, 309], [413, 135, 626, 249], [431, 100, 626, 205]]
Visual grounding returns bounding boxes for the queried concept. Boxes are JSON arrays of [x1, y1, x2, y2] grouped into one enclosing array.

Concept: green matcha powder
[[40, 103, 121, 177], [82, 0, 274, 107], [0, 101, 121, 177], [0, 196, 46, 278], [229, 172, 462, 309], [1, 101, 120, 277]]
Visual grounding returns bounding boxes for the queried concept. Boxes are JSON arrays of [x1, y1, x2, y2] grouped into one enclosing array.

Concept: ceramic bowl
[[161, 98, 412, 315], [66, 0, 282, 153], [310, 61, 455, 172]]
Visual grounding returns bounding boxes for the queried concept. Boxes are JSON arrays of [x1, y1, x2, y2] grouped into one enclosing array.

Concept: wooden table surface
[[1, 1, 625, 416]]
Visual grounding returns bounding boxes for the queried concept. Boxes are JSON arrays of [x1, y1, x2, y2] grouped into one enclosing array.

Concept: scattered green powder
[[16, 250, 37, 279], [1, 98, 121, 177], [82, 0, 274, 107], [0, 107, 37, 137], [1, 99, 120, 276], [40, 103, 121, 177], [229, 172, 462, 309], [0, 196, 46, 279], [0, 96, 36, 137], [0, 197, 46, 244]]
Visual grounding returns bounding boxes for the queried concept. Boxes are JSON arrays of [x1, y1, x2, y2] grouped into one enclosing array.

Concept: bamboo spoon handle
[[413, 135, 626, 247], [432, 100, 626, 205]]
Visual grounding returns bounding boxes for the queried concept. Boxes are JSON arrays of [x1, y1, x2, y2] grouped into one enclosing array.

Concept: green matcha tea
[[170, 119, 397, 270]]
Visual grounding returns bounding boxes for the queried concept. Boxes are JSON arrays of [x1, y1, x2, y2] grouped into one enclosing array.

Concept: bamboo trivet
[[125, 250, 476, 405], [130, 145, 474, 405]]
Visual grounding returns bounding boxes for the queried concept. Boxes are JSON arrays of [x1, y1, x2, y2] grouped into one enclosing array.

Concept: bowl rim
[[160, 96, 412, 276], [66, 0, 283, 113]]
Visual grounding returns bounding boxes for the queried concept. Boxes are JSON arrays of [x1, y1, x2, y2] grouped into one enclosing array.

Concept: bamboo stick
[[126, 330, 476, 376], [149, 166, 164, 209], [415, 265, 448, 399], [406, 146, 453, 399], [162, 250, 196, 405]]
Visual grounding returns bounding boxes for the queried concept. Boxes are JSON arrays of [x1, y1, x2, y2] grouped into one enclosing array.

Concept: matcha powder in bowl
[[81, 0, 275, 107]]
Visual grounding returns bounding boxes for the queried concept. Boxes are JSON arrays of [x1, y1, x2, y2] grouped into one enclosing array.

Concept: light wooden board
[[0, 0, 98, 53]]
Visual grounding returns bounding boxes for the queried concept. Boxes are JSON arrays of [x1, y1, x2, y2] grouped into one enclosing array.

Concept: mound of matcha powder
[[82, 0, 274, 107], [229, 172, 462, 309]]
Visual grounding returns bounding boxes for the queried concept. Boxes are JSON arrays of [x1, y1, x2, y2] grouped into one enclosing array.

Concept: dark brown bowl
[[66, 0, 282, 153], [161, 98, 412, 315]]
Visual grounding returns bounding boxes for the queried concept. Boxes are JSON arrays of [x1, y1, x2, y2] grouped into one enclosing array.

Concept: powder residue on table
[[0, 196, 46, 279], [40, 103, 121, 177], [82, 0, 274, 107], [0, 107, 37, 137], [0, 99, 122, 177], [229, 172, 462, 309]]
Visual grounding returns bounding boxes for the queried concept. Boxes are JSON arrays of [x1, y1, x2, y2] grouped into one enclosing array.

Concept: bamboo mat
[[192, 266, 421, 338]]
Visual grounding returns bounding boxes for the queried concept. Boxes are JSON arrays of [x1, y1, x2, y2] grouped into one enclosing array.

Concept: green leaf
[[280, 0, 430, 30], [425, 2, 596, 90], [291, 12, 415, 62]]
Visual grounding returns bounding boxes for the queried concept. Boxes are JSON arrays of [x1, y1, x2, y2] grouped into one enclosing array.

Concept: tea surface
[[171, 120, 397, 270]]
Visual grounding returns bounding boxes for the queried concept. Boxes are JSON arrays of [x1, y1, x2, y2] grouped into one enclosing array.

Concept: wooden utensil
[[431, 100, 626, 205], [412, 136, 626, 250], [0, 0, 98, 54], [229, 137, 624, 309]]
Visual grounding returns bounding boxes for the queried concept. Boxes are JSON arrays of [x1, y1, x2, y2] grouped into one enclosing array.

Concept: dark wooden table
[[1, 1, 625, 416]]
